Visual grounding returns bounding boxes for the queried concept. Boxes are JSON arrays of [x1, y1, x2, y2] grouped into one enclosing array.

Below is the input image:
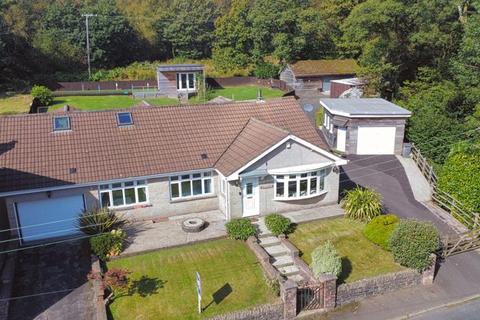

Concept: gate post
[[422, 254, 437, 285], [280, 279, 297, 319], [318, 274, 337, 310]]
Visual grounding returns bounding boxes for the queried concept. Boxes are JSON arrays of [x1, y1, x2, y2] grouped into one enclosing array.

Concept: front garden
[[107, 239, 278, 319]]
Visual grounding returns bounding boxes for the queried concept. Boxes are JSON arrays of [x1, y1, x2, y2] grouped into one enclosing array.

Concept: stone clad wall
[[207, 303, 284, 320], [336, 269, 422, 306]]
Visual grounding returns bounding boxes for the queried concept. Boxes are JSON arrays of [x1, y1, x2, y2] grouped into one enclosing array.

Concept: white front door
[[336, 127, 347, 152], [242, 178, 259, 217], [357, 126, 396, 155]]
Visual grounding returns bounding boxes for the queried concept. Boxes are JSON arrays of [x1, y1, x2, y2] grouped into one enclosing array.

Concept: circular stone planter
[[182, 217, 206, 233]]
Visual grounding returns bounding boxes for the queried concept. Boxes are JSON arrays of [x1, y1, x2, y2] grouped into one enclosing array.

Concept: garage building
[[320, 98, 412, 155]]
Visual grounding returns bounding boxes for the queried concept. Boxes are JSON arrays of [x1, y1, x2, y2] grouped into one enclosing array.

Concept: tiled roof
[[214, 118, 289, 176], [289, 59, 358, 77], [0, 97, 328, 193]]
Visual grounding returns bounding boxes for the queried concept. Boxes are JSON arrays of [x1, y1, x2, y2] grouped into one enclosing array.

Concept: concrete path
[[396, 155, 432, 202], [122, 210, 226, 256], [253, 218, 304, 283], [282, 204, 344, 224]]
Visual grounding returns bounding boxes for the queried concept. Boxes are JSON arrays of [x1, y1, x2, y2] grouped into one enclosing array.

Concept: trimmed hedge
[[311, 241, 342, 278], [265, 214, 291, 236], [342, 187, 383, 222], [389, 219, 440, 271], [363, 214, 400, 250], [225, 218, 256, 240]]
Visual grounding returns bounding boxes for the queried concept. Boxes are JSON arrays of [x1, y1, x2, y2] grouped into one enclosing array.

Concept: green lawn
[[200, 85, 284, 102], [107, 239, 277, 319], [49, 95, 178, 111], [288, 218, 404, 283], [0, 94, 32, 114]]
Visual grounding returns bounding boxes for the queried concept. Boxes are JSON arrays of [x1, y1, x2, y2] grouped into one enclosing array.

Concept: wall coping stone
[[90, 255, 108, 320]]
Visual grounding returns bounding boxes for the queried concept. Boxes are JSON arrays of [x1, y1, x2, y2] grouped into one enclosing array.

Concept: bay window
[[170, 172, 213, 199], [99, 180, 148, 208], [275, 169, 327, 200]]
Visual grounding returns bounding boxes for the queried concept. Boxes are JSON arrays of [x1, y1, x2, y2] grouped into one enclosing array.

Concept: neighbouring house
[[320, 98, 412, 155], [0, 97, 346, 244], [329, 78, 366, 98], [280, 59, 359, 93], [156, 64, 205, 99]]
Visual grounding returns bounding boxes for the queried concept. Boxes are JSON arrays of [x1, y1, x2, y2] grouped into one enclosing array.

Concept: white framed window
[[274, 169, 326, 200], [99, 180, 148, 208], [177, 73, 196, 91], [170, 172, 213, 200]]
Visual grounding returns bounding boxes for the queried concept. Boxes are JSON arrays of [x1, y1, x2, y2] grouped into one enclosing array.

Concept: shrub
[[253, 61, 280, 79], [89, 229, 126, 261], [77, 207, 124, 235], [30, 85, 53, 106], [265, 214, 291, 236], [342, 187, 382, 222], [389, 219, 440, 271], [363, 214, 400, 250], [225, 218, 256, 240], [311, 241, 342, 278], [104, 268, 131, 301]]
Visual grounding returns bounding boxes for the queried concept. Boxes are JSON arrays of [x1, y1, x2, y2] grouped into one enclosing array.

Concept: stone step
[[278, 265, 300, 277], [258, 236, 281, 248], [264, 245, 289, 257], [257, 231, 274, 238], [287, 274, 305, 283], [272, 255, 294, 268]]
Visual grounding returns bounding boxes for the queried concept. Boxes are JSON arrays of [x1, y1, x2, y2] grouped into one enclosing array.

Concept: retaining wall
[[207, 303, 284, 320]]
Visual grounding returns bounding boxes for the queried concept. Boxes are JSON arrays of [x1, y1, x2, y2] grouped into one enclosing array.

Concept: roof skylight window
[[117, 112, 133, 126], [53, 116, 71, 131]]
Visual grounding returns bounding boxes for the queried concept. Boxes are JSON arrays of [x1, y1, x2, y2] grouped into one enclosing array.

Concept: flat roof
[[157, 64, 204, 72], [330, 78, 365, 86], [320, 98, 412, 118]]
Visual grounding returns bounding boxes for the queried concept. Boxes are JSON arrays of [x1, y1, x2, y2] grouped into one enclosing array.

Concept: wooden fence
[[411, 144, 480, 230], [441, 228, 480, 258]]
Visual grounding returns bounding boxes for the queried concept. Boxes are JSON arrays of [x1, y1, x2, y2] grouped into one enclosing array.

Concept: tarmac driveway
[[340, 155, 480, 304], [340, 155, 452, 233], [8, 240, 94, 320]]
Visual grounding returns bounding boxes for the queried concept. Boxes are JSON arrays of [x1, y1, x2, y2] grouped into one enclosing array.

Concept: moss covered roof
[[289, 59, 359, 77]]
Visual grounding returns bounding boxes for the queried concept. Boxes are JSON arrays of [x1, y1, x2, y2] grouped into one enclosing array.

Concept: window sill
[[170, 194, 216, 203], [110, 203, 152, 211], [274, 190, 327, 201]]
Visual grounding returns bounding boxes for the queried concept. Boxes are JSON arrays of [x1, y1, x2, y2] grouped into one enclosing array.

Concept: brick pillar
[[280, 279, 297, 319], [422, 253, 437, 285], [318, 274, 337, 310]]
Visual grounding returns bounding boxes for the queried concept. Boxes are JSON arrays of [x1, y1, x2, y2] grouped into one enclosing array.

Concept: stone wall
[[0, 252, 16, 320], [207, 303, 284, 320], [90, 255, 107, 320], [336, 269, 422, 306]]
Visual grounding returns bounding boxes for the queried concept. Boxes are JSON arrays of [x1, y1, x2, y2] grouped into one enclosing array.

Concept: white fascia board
[[268, 162, 333, 175], [226, 134, 347, 181], [0, 168, 215, 198], [319, 101, 411, 118]]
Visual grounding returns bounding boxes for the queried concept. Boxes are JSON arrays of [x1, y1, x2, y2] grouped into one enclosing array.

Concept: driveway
[[8, 240, 94, 320], [340, 155, 452, 233], [339, 155, 480, 317]]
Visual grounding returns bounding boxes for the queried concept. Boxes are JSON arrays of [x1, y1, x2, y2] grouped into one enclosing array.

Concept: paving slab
[[264, 245, 289, 257]]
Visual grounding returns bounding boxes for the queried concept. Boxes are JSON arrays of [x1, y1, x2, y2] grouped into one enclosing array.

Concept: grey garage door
[[16, 195, 85, 243]]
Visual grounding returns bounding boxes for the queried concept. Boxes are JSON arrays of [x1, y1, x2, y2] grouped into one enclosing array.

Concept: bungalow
[[0, 97, 346, 244], [280, 59, 358, 93], [156, 64, 205, 99]]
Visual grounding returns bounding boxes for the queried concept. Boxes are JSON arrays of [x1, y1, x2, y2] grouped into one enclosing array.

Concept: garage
[[319, 98, 411, 155], [16, 195, 85, 243], [357, 126, 396, 155]]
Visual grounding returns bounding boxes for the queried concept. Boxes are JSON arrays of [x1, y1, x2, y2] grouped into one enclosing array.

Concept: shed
[[280, 59, 358, 93], [319, 98, 411, 155], [330, 78, 366, 98], [156, 64, 205, 99]]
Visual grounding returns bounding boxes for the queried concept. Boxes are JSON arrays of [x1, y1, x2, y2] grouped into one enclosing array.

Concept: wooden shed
[[156, 64, 205, 99]]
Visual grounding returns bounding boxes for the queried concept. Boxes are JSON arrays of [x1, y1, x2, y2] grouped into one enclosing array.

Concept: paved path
[[122, 210, 227, 255], [337, 155, 480, 320], [282, 204, 343, 224], [396, 155, 432, 202], [8, 241, 94, 320]]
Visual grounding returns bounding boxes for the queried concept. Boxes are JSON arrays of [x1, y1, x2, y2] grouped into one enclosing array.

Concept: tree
[[212, 0, 252, 71], [248, 0, 329, 63], [162, 0, 219, 59], [452, 13, 480, 88]]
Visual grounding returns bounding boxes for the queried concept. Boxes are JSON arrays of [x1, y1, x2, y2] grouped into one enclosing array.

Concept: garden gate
[[441, 228, 480, 258], [297, 283, 324, 312]]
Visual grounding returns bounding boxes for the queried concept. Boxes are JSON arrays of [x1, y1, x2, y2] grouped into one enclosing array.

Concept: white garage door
[[357, 126, 396, 155], [16, 195, 85, 243]]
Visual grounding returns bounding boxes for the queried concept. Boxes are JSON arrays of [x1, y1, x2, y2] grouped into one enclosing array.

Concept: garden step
[[253, 219, 273, 237], [272, 255, 294, 268], [264, 245, 289, 257], [278, 265, 300, 276], [287, 274, 305, 283], [258, 236, 281, 248]]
